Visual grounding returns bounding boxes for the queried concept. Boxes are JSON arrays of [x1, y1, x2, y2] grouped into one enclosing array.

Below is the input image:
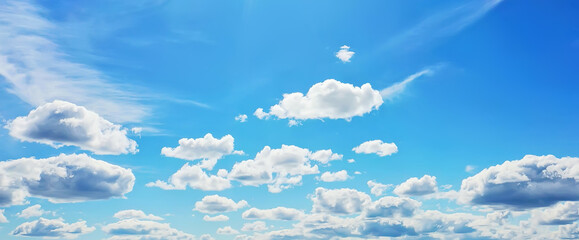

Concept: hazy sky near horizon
[[1, 0, 579, 239]]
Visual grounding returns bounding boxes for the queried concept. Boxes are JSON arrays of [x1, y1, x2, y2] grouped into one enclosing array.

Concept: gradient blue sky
[[1, 0, 579, 239]]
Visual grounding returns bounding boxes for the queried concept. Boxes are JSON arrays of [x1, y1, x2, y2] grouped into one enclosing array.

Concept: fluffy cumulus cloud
[[17, 204, 51, 218], [531, 202, 579, 225], [335, 45, 355, 63], [364, 196, 421, 218], [235, 114, 248, 122], [459, 155, 579, 209], [352, 140, 398, 157], [367, 180, 392, 196], [203, 215, 229, 222], [394, 175, 438, 196], [242, 221, 268, 232], [113, 210, 164, 221], [254, 79, 383, 122], [560, 222, 579, 239], [228, 145, 321, 193], [161, 133, 243, 170], [6, 100, 137, 155], [242, 207, 305, 221], [11, 218, 95, 239], [311, 187, 372, 215], [309, 149, 343, 164], [0, 153, 135, 206], [193, 195, 248, 214], [146, 163, 231, 191], [102, 218, 195, 240], [317, 170, 350, 182], [216, 226, 239, 235]]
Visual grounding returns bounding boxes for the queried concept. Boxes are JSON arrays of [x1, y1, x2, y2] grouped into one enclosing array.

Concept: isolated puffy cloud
[[193, 195, 248, 214], [161, 134, 242, 170], [203, 215, 229, 222], [367, 180, 392, 196], [254, 79, 383, 121], [228, 145, 320, 193], [0, 209, 7, 223], [6, 100, 137, 155], [335, 45, 355, 63], [113, 210, 164, 221], [317, 170, 350, 182], [309, 149, 342, 164], [459, 155, 579, 209], [11, 218, 95, 239], [146, 163, 231, 191], [394, 175, 438, 196], [531, 202, 579, 225], [235, 114, 248, 122], [242, 221, 268, 232], [102, 218, 195, 240], [364, 196, 421, 218], [17, 204, 51, 218], [216, 226, 239, 235], [311, 187, 371, 215], [0, 153, 134, 206], [352, 140, 398, 157], [242, 207, 305, 221]]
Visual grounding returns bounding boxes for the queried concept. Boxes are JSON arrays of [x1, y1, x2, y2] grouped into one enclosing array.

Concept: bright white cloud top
[[255, 79, 383, 122], [353, 139, 398, 157], [0, 153, 135, 206], [336, 45, 355, 62], [113, 209, 164, 221], [317, 170, 350, 182], [146, 163, 231, 191], [161, 133, 243, 170], [193, 195, 248, 214], [102, 218, 195, 240], [6, 100, 138, 155], [394, 175, 438, 196], [16, 204, 51, 219]]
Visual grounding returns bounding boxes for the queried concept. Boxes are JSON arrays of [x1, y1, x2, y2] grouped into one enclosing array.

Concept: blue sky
[[0, 0, 579, 239]]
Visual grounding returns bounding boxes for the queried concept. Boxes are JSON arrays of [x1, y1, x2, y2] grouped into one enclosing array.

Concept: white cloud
[[228, 145, 321, 193], [6, 100, 138, 155], [465, 165, 476, 173], [113, 210, 164, 221], [559, 222, 579, 239], [235, 114, 248, 122], [336, 45, 355, 63], [0, 153, 134, 206], [146, 163, 231, 191], [311, 187, 371, 215], [380, 69, 432, 100], [17, 204, 51, 218], [11, 218, 95, 239], [347, 159, 355, 163], [531, 202, 579, 225], [203, 215, 229, 222], [242, 221, 268, 232], [255, 79, 383, 121], [0, 0, 149, 123], [367, 180, 392, 196], [458, 155, 579, 209], [102, 218, 195, 240], [193, 195, 248, 214], [216, 226, 239, 235], [310, 149, 343, 164], [161, 133, 242, 170], [364, 196, 421, 218], [242, 207, 305, 221], [317, 170, 350, 182], [352, 140, 398, 157], [0, 209, 7, 223], [200, 234, 215, 240], [394, 175, 438, 196]]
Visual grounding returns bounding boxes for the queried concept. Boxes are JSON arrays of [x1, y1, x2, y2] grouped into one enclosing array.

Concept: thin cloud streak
[[384, 0, 503, 50], [380, 68, 434, 100]]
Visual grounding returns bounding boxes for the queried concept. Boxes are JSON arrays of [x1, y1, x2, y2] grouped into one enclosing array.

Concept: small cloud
[[316, 170, 350, 182], [336, 45, 355, 63], [235, 114, 248, 123], [288, 119, 301, 127], [353, 140, 398, 157], [347, 159, 355, 163], [465, 165, 476, 173]]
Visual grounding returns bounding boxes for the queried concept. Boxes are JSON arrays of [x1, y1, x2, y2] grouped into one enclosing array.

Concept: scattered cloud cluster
[[254, 79, 383, 122], [235, 114, 248, 122], [352, 139, 398, 157], [0, 153, 135, 206], [161, 133, 243, 170], [11, 218, 95, 239], [194, 195, 249, 214], [6, 100, 138, 155]]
